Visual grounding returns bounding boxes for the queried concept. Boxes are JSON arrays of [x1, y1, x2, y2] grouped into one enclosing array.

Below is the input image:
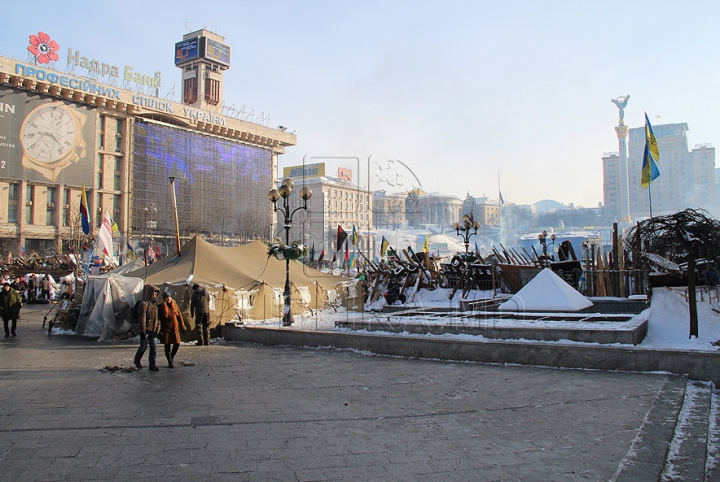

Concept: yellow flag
[[423, 235, 429, 253]]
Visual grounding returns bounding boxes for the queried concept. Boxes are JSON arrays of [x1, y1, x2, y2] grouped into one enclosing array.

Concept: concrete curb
[[223, 323, 720, 384]]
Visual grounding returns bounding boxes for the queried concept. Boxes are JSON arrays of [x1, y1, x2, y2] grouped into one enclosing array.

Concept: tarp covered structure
[[498, 268, 593, 312], [75, 273, 145, 341], [122, 237, 360, 339]]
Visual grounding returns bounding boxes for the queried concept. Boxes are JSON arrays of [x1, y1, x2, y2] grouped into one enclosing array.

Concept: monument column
[[611, 95, 631, 222], [615, 124, 630, 222]]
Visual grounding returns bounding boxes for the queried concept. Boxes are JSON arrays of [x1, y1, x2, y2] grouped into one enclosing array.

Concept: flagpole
[[648, 182, 654, 219]]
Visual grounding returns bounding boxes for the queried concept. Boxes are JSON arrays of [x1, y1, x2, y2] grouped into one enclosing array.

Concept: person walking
[[190, 283, 210, 345], [159, 292, 185, 368], [27, 274, 37, 303], [10, 277, 26, 302], [0, 283, 22, 337], [133, 285, 161, 371], [39, 275, 51, 300]]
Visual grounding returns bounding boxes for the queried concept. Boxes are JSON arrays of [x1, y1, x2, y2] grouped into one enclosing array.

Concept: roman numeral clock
[[20, 103, 87, 181]]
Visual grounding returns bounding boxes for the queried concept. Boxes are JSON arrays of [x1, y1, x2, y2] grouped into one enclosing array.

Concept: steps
[[661, 380, 719, 481]]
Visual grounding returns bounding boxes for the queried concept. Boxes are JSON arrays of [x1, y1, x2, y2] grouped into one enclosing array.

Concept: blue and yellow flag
[[641, 115, 661, 189], [641, 144, 660, 189], [80, 184, 91, 235], [645, 113, 660, 162], [423, 235, 429, 253], [380, 236, 389, 257], [351, 226, 358, 246]]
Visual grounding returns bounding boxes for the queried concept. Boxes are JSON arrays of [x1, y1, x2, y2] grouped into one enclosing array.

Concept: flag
[[96, 212, 117, 264], [351, 226, 358, 246], [349, 252, 355, 268], [499, 190, 505, 205], [318, 248, 325, 263], [645, 112, 660, 162], [423, 235, 429, 253], [126, 243, 137, 260], [80, 183, 91, 235], [331, 252, 337, 264], [20, 246, 25, 257], [641, 143, 660, 189], [336, 226, 347, 252], [109, 216, 119, 233], [147, 245, 156, 264], [344, 241, 349, 262], [380, 236, 389, 257], [155, 244, 162, 260]]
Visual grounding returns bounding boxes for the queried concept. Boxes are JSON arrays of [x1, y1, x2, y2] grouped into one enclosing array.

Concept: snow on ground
[[242, 286, 720, 352]]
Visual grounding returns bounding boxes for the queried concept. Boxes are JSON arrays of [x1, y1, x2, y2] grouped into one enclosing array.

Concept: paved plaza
[[0, 304, 704, 481]]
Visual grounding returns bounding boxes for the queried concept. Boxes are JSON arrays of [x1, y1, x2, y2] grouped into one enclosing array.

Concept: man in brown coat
[[133, 285, 160, 371]]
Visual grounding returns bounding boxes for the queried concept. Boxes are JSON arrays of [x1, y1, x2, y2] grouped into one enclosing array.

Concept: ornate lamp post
[[454, 215, 480, 255], [268, 178, 312, 326], [537, 230, 556, 258]]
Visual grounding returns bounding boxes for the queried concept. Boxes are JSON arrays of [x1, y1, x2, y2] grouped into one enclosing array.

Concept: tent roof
[[498, 268, 593, 312], [124, 237, 346, 290]]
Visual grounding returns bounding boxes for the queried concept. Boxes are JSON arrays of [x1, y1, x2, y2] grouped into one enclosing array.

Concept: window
[[46, 187, 56, 226], [62, 189, 71, 227], [24, 185, 34, 224], [98, 115, 105, 148], [115, 119, 123, 152], [97, 154, 104, 188], [7, 183, 19, 224]]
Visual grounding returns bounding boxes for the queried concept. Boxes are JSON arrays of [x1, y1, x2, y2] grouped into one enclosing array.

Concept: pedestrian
[[10, 277, 26, 301], [385, 278, 406, 305], [133, 285, 161, 371], [27, 274, 37, 303], [190, 283, 210, 345], [0, 283, 22, 337], [40, 275, 51, 300], [158, 292, 185, 369]]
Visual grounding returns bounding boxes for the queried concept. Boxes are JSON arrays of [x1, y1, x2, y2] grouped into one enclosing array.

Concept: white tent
[[498, 268, 593, 312], [74, 274, 144, 341]]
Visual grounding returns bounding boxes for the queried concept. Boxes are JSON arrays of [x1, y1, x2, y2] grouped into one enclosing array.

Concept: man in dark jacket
[[27, 274, 37, 303], [133, 285, 161, 371], [190, 283, 210, 345], [0, 283, 22, 337], [39, 275, 51, 300]]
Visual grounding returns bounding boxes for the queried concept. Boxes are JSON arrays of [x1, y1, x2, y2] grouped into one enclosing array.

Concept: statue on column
[[611, 95, 630, 125]]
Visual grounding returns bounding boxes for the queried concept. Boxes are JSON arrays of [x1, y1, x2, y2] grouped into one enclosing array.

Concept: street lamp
[[537, 230, 556, 257], [454, 214, 480, 255], [268, 178, 312, 326]]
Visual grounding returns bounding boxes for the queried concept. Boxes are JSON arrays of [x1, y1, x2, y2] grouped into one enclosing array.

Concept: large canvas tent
[[123, 237, 359, 339]]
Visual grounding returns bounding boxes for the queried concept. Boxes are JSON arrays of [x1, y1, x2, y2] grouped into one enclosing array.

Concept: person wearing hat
[[134, 285, 161, 371], [190, 283, 210, 345], [0, 282, 22, 337], [158, 291, 185, 368]]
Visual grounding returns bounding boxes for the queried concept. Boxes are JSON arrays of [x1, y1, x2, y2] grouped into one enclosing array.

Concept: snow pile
[[498, 268, 593, 312], [640, 287, 720, 350]]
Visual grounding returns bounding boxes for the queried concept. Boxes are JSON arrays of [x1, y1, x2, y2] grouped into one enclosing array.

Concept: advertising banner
[[0, 90, 96, 184]]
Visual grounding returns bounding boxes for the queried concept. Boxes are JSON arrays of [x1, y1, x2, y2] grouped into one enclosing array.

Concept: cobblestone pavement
[[0, 305, 683, 481]]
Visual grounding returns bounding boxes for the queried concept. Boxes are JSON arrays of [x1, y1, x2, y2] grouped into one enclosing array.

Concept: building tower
[[174, 29, 231, 109]]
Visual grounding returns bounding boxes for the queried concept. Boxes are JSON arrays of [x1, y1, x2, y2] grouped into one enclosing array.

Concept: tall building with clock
[[0, 29, 296, 256]]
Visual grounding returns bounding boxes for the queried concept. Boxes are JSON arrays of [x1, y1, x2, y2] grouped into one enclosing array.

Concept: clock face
[[20, 105, 80, 163]]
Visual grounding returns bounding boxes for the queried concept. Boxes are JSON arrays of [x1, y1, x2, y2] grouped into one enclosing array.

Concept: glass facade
[[132, 120, 272, 238]]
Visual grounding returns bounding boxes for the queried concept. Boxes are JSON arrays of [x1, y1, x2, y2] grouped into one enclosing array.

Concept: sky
[[3, 1, 720, 208]]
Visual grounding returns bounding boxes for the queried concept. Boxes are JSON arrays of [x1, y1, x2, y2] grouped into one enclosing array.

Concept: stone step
[[661, 380, 714, 481]]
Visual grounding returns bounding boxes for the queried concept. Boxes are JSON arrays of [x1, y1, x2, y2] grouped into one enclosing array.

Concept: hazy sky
[[3, 1, 719, 207]]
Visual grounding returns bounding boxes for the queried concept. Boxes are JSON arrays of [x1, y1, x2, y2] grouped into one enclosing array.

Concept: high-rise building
[[603, 122, 716, 220]]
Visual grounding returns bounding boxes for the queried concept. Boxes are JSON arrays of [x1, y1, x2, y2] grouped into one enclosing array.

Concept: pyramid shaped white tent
[[498, 268, 593, 312]]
